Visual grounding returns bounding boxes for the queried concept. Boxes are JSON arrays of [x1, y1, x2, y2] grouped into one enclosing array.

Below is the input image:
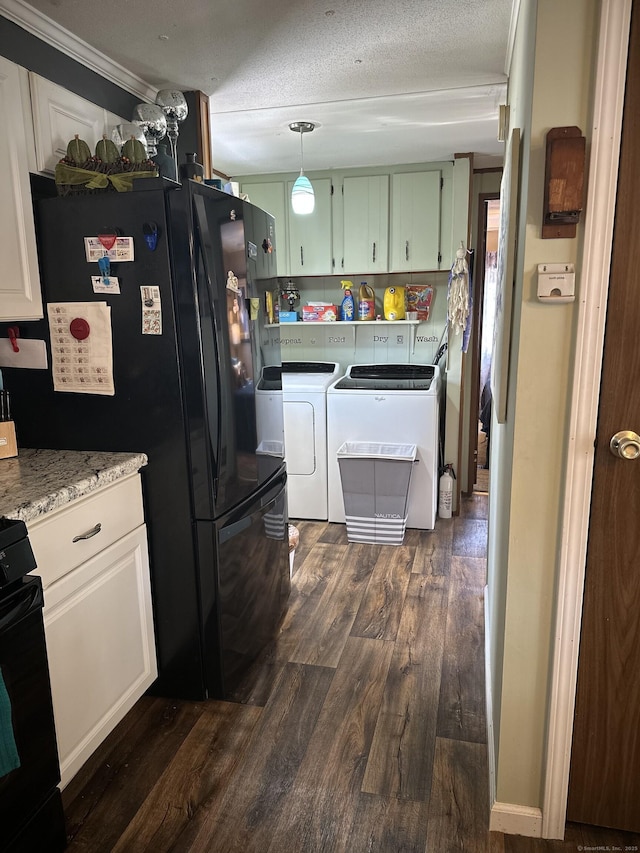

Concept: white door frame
[[542, 0, 632, 839]]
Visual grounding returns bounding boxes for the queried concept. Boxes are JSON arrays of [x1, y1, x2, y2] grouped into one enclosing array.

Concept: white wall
[[489, 0, 598, 815]]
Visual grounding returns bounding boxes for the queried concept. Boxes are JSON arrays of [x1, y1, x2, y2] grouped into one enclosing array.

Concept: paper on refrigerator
[[47, 302, 114, 395]]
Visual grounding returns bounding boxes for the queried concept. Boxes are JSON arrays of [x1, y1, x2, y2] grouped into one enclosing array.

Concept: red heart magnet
[[98, 233, 117, 251]]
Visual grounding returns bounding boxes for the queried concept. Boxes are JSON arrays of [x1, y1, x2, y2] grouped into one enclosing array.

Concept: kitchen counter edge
[[0, 448, 148, 523]]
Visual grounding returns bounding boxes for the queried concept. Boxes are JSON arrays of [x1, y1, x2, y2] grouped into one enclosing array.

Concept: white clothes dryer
[[256, 362, 342, 520], [326, 363, 441, 530], [283, 361, 341, 520]]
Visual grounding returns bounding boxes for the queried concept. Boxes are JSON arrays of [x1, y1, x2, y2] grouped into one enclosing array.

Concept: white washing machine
[[283, 361, 341, 520], [255, 364, 285, 481], [327, 363, 441, 530], [256, 361, 341, 520]]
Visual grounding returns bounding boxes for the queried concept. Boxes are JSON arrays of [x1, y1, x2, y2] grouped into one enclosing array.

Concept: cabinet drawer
[[28, 475, 144, 588]]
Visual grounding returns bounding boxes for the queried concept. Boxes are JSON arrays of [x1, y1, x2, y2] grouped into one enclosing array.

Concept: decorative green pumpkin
[[66, 135, 91, 164], [95, 135, 120, 164], [122, 136, 147, 164]]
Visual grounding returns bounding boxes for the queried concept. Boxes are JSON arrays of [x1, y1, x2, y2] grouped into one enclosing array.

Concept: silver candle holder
[[155, 90, 188, 176], [132, 103, 167, 158]]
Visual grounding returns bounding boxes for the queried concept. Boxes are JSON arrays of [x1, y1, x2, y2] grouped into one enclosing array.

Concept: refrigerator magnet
[[84, 236, 135, 263], [143, 222, 159, 251], [92, 276, 121, 294], [250, 298, 260, 320], [140, 286, 162, 335]]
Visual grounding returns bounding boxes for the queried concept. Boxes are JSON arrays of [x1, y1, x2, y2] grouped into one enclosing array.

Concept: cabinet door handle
[[72, 523, 102, 543], [300, 246, 304, 266], [372, 242, 376, 263], [405, 240, 409, 261]]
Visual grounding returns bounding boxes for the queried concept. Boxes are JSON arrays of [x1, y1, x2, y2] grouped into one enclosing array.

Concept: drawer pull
[[72, 523, 102, 543]]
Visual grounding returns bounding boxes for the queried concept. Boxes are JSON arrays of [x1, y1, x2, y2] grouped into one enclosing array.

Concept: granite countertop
[[0, 448, 148, 523]]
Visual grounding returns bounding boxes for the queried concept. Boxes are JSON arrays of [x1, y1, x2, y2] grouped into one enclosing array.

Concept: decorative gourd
[[95, 135, 120, 164], [122, 136, 147, 164], [66, 134, 91, 164]]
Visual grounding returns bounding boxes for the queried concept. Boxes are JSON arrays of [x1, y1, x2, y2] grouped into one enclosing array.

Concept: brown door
[[567, 4, 640, 832]]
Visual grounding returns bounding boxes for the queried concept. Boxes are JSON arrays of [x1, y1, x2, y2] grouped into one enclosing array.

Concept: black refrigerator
[[4, 179, 289, 701]]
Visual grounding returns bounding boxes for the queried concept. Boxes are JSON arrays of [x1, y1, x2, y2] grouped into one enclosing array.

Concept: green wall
[[490, 0, 598, 808]]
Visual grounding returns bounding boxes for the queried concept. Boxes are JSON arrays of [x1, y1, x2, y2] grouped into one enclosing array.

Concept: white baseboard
[[485, 590, 543, 839], [489, 803, 543, 837]]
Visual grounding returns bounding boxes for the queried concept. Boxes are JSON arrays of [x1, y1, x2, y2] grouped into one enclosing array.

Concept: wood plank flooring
[[62, 493, 640, 852]]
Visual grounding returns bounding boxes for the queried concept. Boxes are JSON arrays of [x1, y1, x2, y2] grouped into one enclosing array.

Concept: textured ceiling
[[5, 0, 515, 175]]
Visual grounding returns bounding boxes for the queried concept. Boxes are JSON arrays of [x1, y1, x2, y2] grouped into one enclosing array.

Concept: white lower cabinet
[[29, 476, 157, 788]]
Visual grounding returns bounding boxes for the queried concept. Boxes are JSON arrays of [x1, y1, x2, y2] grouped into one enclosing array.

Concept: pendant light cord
[[299, 128, 305, 176]]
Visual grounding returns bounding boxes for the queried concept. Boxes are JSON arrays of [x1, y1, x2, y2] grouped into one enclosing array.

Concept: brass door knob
[[609, 430, 640, 459]]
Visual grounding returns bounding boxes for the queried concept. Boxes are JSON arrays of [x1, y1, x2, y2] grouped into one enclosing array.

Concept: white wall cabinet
[[242, 181, 290, 276], [242, 178, 335, 277], [287, 177, 333, 275], [29, 73, 125, 175], [342, 175, 389, 274], [390, 171, 442, 271], [241, 167, 449, 278], [0, 64, 129, 322], [28, 475, 157, 789], [0, 58, 43, 320]]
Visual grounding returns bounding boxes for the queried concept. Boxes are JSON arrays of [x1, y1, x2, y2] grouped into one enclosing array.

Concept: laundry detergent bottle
[[383, 285, 406, 320], [339, 280, 355, 321]]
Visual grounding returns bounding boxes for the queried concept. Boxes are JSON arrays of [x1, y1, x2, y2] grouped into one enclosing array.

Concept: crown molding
[[0, 0, 157, 102]]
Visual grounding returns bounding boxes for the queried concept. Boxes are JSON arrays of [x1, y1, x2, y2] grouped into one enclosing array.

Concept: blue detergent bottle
[[339, 280, 355, 321]]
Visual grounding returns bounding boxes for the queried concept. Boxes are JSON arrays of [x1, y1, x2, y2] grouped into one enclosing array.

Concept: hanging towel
[[461, 259, 473, 354], [0, 665, 20, 778], [447, 244, 471, 347]]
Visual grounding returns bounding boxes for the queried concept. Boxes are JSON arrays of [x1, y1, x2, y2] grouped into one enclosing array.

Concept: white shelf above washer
[[265, 319, 422, 352], [265, 320, 420, 328]]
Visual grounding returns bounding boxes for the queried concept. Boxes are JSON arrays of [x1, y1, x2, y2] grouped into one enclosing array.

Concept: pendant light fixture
[[289, 121, 316, 215]]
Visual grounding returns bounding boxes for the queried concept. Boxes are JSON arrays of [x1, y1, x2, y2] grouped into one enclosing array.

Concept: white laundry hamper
[[336, 442, 417, 545]]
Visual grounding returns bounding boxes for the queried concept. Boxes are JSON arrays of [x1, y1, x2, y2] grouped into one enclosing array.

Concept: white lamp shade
[[291, 174, 315, 215]]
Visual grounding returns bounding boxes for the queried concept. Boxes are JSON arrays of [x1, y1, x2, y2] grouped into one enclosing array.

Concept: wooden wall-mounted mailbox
[[542, 126, 586, 239]]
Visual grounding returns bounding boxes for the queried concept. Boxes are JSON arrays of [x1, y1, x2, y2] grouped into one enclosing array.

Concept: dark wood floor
[[62, 494, 640, 852]]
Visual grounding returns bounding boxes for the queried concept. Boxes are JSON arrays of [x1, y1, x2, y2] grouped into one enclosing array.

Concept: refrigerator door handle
[[193, 193, 225, 493]]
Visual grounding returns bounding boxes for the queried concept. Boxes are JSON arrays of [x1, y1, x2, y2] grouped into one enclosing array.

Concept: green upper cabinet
[[342, 175, 389, 274], [241, 181, 289, 276], [286, 178, 333, 276], [390, 171, 442, 272]]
